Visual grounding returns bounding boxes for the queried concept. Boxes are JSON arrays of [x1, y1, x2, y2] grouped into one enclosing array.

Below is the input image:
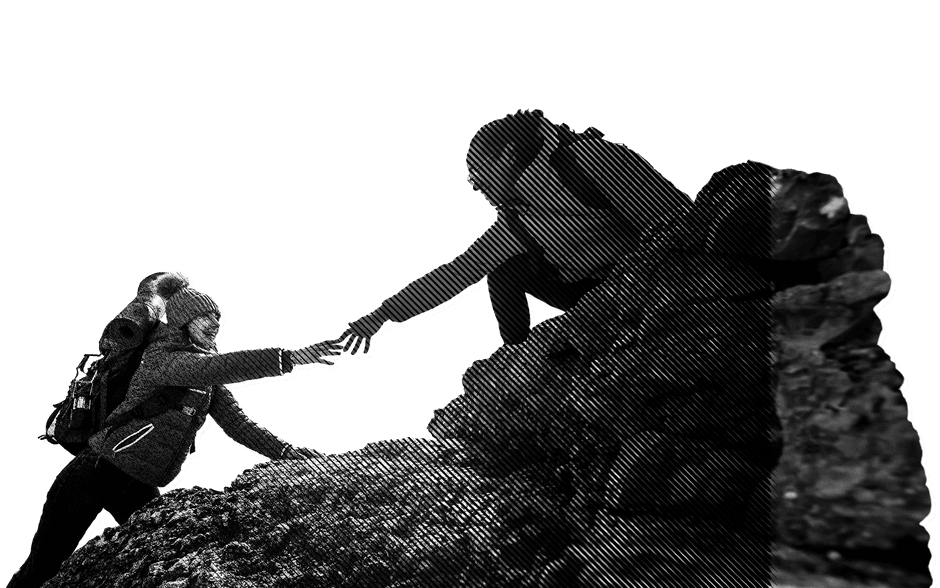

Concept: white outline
[[112, 423, 155, 453]]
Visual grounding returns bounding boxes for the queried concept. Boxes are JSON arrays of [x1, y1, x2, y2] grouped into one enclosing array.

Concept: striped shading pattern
[[426, 160, 780, 587], [39, 153, 927, 586], [377, 111, 694, 338]]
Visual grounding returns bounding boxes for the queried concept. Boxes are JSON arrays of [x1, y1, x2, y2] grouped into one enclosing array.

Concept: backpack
[[39, 272, 181, 456], [40, 347, 150, 456]]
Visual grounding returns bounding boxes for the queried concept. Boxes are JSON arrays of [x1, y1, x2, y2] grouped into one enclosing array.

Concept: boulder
[[46, 163, 930, 588]]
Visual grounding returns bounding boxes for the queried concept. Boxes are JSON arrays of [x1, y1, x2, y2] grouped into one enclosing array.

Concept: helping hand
[[339, 310, 388, 355], [291, 339, 344, 366]]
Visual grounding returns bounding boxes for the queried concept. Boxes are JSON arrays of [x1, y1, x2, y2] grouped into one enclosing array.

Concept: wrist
[[371, 300, 396, 324], [279, 444, 293, 459]]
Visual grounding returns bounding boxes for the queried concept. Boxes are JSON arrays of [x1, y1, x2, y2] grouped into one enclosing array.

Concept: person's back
[[512, 125, 691, 283]]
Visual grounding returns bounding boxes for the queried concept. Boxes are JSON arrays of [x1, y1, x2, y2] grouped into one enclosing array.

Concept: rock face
[[45, 442, 569, 587], [771, 210, 930, 581], [45, 164, 929, 588], [431, 160, 782, 587]]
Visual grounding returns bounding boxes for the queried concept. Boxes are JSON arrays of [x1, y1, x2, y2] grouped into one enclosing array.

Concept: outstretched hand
[[291, 339, 344, 366], [339, 310, 388, 355]]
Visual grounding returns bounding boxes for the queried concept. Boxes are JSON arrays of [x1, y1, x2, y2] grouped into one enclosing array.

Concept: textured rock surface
[[45, 440, 573, 587], [45, 164, 930, 588], [430, 161, 783, 587], [763, 168, 929, 585]]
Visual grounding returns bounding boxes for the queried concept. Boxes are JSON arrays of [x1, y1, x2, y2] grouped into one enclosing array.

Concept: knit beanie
[[155, 273, 221, 329]]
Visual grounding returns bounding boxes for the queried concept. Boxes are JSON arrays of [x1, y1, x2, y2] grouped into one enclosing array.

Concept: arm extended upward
[[375, 221, 525, 326], [336, 219, 526, 358]]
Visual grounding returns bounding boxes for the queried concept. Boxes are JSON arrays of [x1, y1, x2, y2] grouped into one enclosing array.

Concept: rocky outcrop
[[45, 164, 929, 587], [45, 441, 569, 587], [429, 161, 783, 587], [772, 238, 930, 580]]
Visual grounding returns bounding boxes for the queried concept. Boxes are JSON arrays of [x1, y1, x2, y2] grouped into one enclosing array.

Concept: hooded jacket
[[89, 323, 293, 487]]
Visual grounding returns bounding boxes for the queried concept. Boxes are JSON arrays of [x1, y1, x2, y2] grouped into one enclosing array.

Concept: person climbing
[[339, 109, 691, 351], [8, 274, 341, 588]]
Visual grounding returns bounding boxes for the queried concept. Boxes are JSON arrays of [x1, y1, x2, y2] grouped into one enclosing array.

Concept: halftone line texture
[[219, 157, 776, 587], [37, 123, 930, 588], [427, 158, 777, 586], [379, 112, 693, 331]]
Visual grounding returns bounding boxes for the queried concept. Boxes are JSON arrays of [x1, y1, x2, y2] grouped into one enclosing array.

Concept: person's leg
[[7, 451, 109, 588], [526, 273, 606, 312], [487, 254, 536, 345], [489, 255, 609, 345], [101, 460, 160, 525]]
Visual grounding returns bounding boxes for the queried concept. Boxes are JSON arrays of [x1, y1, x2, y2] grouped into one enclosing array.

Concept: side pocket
[[112, 423, 155, 453], [45, 402, 65, 439]]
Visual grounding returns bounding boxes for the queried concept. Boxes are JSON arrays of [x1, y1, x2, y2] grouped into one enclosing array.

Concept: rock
[[45, 162, 930, 588], [771, 169, 851, 261]]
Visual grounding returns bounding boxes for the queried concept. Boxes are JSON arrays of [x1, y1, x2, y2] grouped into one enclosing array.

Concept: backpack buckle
[[180, 406, 196, 417]]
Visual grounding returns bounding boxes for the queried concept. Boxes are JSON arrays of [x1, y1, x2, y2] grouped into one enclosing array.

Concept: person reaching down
[[340, 109, 691, 351]]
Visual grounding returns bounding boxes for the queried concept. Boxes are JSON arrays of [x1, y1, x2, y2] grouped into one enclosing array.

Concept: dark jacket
[[89, 324, 293, 487], [378, 123, 692, 323]]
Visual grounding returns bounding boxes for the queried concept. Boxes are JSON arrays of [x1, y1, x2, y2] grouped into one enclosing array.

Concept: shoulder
[[135, 339, 206, 379], [141, 339, 200, 363]]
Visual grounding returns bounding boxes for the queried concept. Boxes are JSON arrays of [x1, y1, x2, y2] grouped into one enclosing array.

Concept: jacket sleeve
[[378, 216, 526, 323], [145, 347, 290, 388], [209, 385, 287, 460]]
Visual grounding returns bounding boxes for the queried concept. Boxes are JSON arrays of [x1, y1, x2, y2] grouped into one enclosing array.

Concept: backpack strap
[[90, 352, 112, 432], [548, 124, 614, 211], [501, 122, 624, 282]]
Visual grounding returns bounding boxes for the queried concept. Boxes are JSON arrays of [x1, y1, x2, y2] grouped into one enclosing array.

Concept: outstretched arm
[[340, 217, 526, 353], [209, 385, 320, 460], [147, 347, 291, 388], [144, 340, 343, 387]]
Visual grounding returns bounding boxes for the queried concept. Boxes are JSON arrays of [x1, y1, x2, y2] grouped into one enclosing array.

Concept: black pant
[[8, 449, 159, 588], [487, 253, 605, 345]]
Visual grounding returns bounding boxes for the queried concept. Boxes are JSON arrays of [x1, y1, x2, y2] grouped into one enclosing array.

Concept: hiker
[[340, 109, 691, 351], [9, 275, 341, 588]]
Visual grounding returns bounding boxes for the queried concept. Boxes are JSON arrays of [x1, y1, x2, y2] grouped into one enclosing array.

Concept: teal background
[[0, 1, 940, 581]]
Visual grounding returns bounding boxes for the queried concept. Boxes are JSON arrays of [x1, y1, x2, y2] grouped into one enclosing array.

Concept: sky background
[[1, 2, 937, 582]]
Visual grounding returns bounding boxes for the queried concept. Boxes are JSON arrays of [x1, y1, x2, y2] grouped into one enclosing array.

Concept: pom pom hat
[[155, 273, 221, 329]]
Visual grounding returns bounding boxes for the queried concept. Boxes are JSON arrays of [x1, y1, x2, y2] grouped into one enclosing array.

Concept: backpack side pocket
[[112, 423, 156, 453], [92, 409, 198, 487]]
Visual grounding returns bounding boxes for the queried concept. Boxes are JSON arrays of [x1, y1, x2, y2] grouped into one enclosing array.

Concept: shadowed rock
[[44, 163, 929, 588]]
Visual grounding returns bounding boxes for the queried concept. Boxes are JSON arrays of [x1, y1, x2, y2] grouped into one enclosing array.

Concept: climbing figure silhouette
[[340, 109, 691, 352]]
